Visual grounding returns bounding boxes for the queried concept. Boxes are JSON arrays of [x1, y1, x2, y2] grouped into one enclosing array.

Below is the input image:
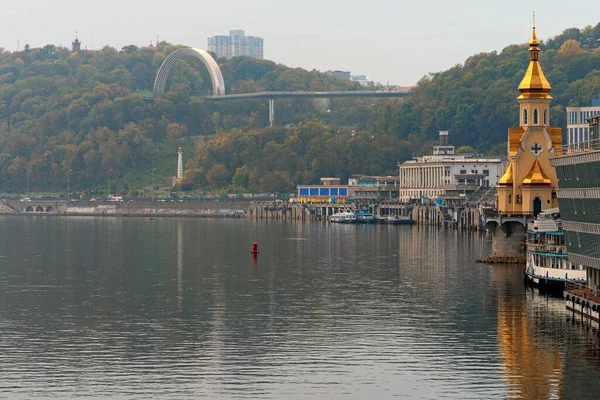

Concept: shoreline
[[0, 212, 246, 219]]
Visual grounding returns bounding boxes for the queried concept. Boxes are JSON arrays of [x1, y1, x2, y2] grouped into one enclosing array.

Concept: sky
[[0, 0, 597, 85]]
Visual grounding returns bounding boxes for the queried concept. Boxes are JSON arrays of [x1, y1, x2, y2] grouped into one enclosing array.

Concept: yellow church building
[[496, 22, 562, 216]]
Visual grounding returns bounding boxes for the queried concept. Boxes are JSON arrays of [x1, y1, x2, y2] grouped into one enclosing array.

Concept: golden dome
[[522, 160, 552, 185], [518, 24, 552, 99]]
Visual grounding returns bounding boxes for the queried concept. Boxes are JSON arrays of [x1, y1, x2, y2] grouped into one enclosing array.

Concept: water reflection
[[493, 266, 563, 399], [1, 217, 600, 399]]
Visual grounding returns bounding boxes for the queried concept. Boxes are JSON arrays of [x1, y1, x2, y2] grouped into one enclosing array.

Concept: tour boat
[[329, 211, 356, 223], [525, 208, 586, 289]]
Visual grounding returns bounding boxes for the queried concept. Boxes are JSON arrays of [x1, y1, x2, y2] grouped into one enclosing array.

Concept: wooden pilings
[[247, 201, 306, 220], [408, 204, 488, 231]]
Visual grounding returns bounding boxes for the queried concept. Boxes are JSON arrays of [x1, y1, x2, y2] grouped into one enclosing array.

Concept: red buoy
[[251, 242, 259, 254]]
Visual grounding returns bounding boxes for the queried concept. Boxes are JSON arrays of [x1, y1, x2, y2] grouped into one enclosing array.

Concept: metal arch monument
[[153, 48, 225, 97], [152, 48, 411, 127]]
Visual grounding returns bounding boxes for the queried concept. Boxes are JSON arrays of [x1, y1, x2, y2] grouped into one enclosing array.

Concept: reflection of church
[[497, 19, 561, 216], [493, 267, 563, 399]]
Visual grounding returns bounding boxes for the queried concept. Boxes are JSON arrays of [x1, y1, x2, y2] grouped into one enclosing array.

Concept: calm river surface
[[1, 216, 600, 399]]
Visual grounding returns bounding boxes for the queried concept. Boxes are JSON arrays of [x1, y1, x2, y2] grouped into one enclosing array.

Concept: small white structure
[[398, 131, 504, 202], [177, 147, 183, 181]]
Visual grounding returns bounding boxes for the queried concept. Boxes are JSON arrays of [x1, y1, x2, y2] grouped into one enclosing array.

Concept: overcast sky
[[0, 0, 597, 85]]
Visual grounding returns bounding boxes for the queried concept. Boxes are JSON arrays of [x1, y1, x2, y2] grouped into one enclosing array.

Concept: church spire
[[529, 12, 540, 60], [518, 12, 551, 99]]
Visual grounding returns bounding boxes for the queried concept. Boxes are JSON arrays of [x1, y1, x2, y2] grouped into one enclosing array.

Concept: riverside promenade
[[0, 198, 250, 218], [0, 198, 307, 220]]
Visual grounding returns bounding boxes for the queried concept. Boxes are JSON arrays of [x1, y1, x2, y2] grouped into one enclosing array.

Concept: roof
[[522, 159, 552, 185], [498, 164, 513, 185]]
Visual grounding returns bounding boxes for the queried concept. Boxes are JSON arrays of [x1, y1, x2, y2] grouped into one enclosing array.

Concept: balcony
[[554, 138, 600, 157], [526, 243, 567, 254]]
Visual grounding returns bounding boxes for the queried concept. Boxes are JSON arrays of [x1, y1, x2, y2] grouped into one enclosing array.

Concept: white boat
[[329, 211, 356, 223], [526, 208, 586, 289]]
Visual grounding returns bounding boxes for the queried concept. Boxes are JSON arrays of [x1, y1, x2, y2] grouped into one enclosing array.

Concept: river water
[[0, 216, 599, 399]]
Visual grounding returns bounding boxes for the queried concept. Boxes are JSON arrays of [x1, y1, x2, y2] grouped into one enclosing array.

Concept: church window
[[533, 108, 539, 125], [543, 109, 548, 125], [523, 109, 528, 125]]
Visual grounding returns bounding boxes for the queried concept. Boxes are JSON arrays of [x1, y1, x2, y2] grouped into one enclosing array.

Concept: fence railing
[[565, 281, 600, 303], [526, 243, 567, 254], [555, 138, 600, 157]]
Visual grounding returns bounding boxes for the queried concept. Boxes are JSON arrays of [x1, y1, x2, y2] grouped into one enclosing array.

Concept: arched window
[[523, 109, 528, 125], [533, 108, 539, 125], [543, 109, 548, 125]]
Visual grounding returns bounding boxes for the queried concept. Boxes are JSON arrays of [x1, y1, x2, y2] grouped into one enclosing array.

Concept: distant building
[[417, 72, 437, 85], [207, 29, 263, 59], [72, 30, 81, 52], [398, 131, 503, 203], [326, 70, 351, 80], [348, 175, 399, 204], [296, 178, 349, 204], [350, 74, 370, 86], [566, 91, 600, 147], [296, 176, 399, 205]]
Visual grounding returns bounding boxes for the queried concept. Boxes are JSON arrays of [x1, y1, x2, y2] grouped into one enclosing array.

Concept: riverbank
[[0, 212, 245, 219]]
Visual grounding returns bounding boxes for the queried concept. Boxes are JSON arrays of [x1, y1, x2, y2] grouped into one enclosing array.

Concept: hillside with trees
[[0, 22, 600, 195], [366, 23, 600, 150]]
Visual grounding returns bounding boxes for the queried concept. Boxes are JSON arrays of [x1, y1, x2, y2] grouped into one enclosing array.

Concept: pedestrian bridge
[[153, 47, 413, 126]]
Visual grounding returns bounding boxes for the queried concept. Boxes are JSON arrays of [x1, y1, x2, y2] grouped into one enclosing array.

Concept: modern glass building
[[550, 115, 600, 319]]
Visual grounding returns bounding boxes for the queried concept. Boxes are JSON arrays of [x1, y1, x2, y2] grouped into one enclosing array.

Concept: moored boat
[[355, 210, 375, 223], [329, 211, 356, 223], [525, 208, 586, 290], [377, 215, 415, 225]]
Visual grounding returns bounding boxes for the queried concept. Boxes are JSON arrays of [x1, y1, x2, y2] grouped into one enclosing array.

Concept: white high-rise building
[[566, 91, 600, 146], [207, 30, 263, 59]]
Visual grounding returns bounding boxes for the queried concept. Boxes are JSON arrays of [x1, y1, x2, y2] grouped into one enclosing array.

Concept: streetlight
[[67, 169, 73, 203], [27, 169, 31, 198], [108, 168, 113, 197], [197, 172, 200, 203], [152, 168, 156, 202]]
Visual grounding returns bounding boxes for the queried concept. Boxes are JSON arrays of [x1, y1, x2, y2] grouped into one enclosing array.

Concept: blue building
[[297, 178, 349, 204]]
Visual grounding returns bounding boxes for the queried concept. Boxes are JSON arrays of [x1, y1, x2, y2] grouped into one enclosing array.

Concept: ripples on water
[[1, 217, 600, 399]]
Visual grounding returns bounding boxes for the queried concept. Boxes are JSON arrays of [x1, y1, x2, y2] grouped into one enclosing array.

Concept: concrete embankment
[[1, 199, 252, 218], [247, 202, 306, 220], [0, 199, 309, 220]]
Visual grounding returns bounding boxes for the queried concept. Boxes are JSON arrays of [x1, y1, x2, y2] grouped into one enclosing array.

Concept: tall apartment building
[[207, 30, 263, 59], [566, 91, 600, 146]]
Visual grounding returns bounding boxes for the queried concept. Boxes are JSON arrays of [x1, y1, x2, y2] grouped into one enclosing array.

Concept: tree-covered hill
[[0, 42, 364, 194], [186, 23, 600, 193], [367, 23, 600, 149], [1, 22, 600, 195]]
